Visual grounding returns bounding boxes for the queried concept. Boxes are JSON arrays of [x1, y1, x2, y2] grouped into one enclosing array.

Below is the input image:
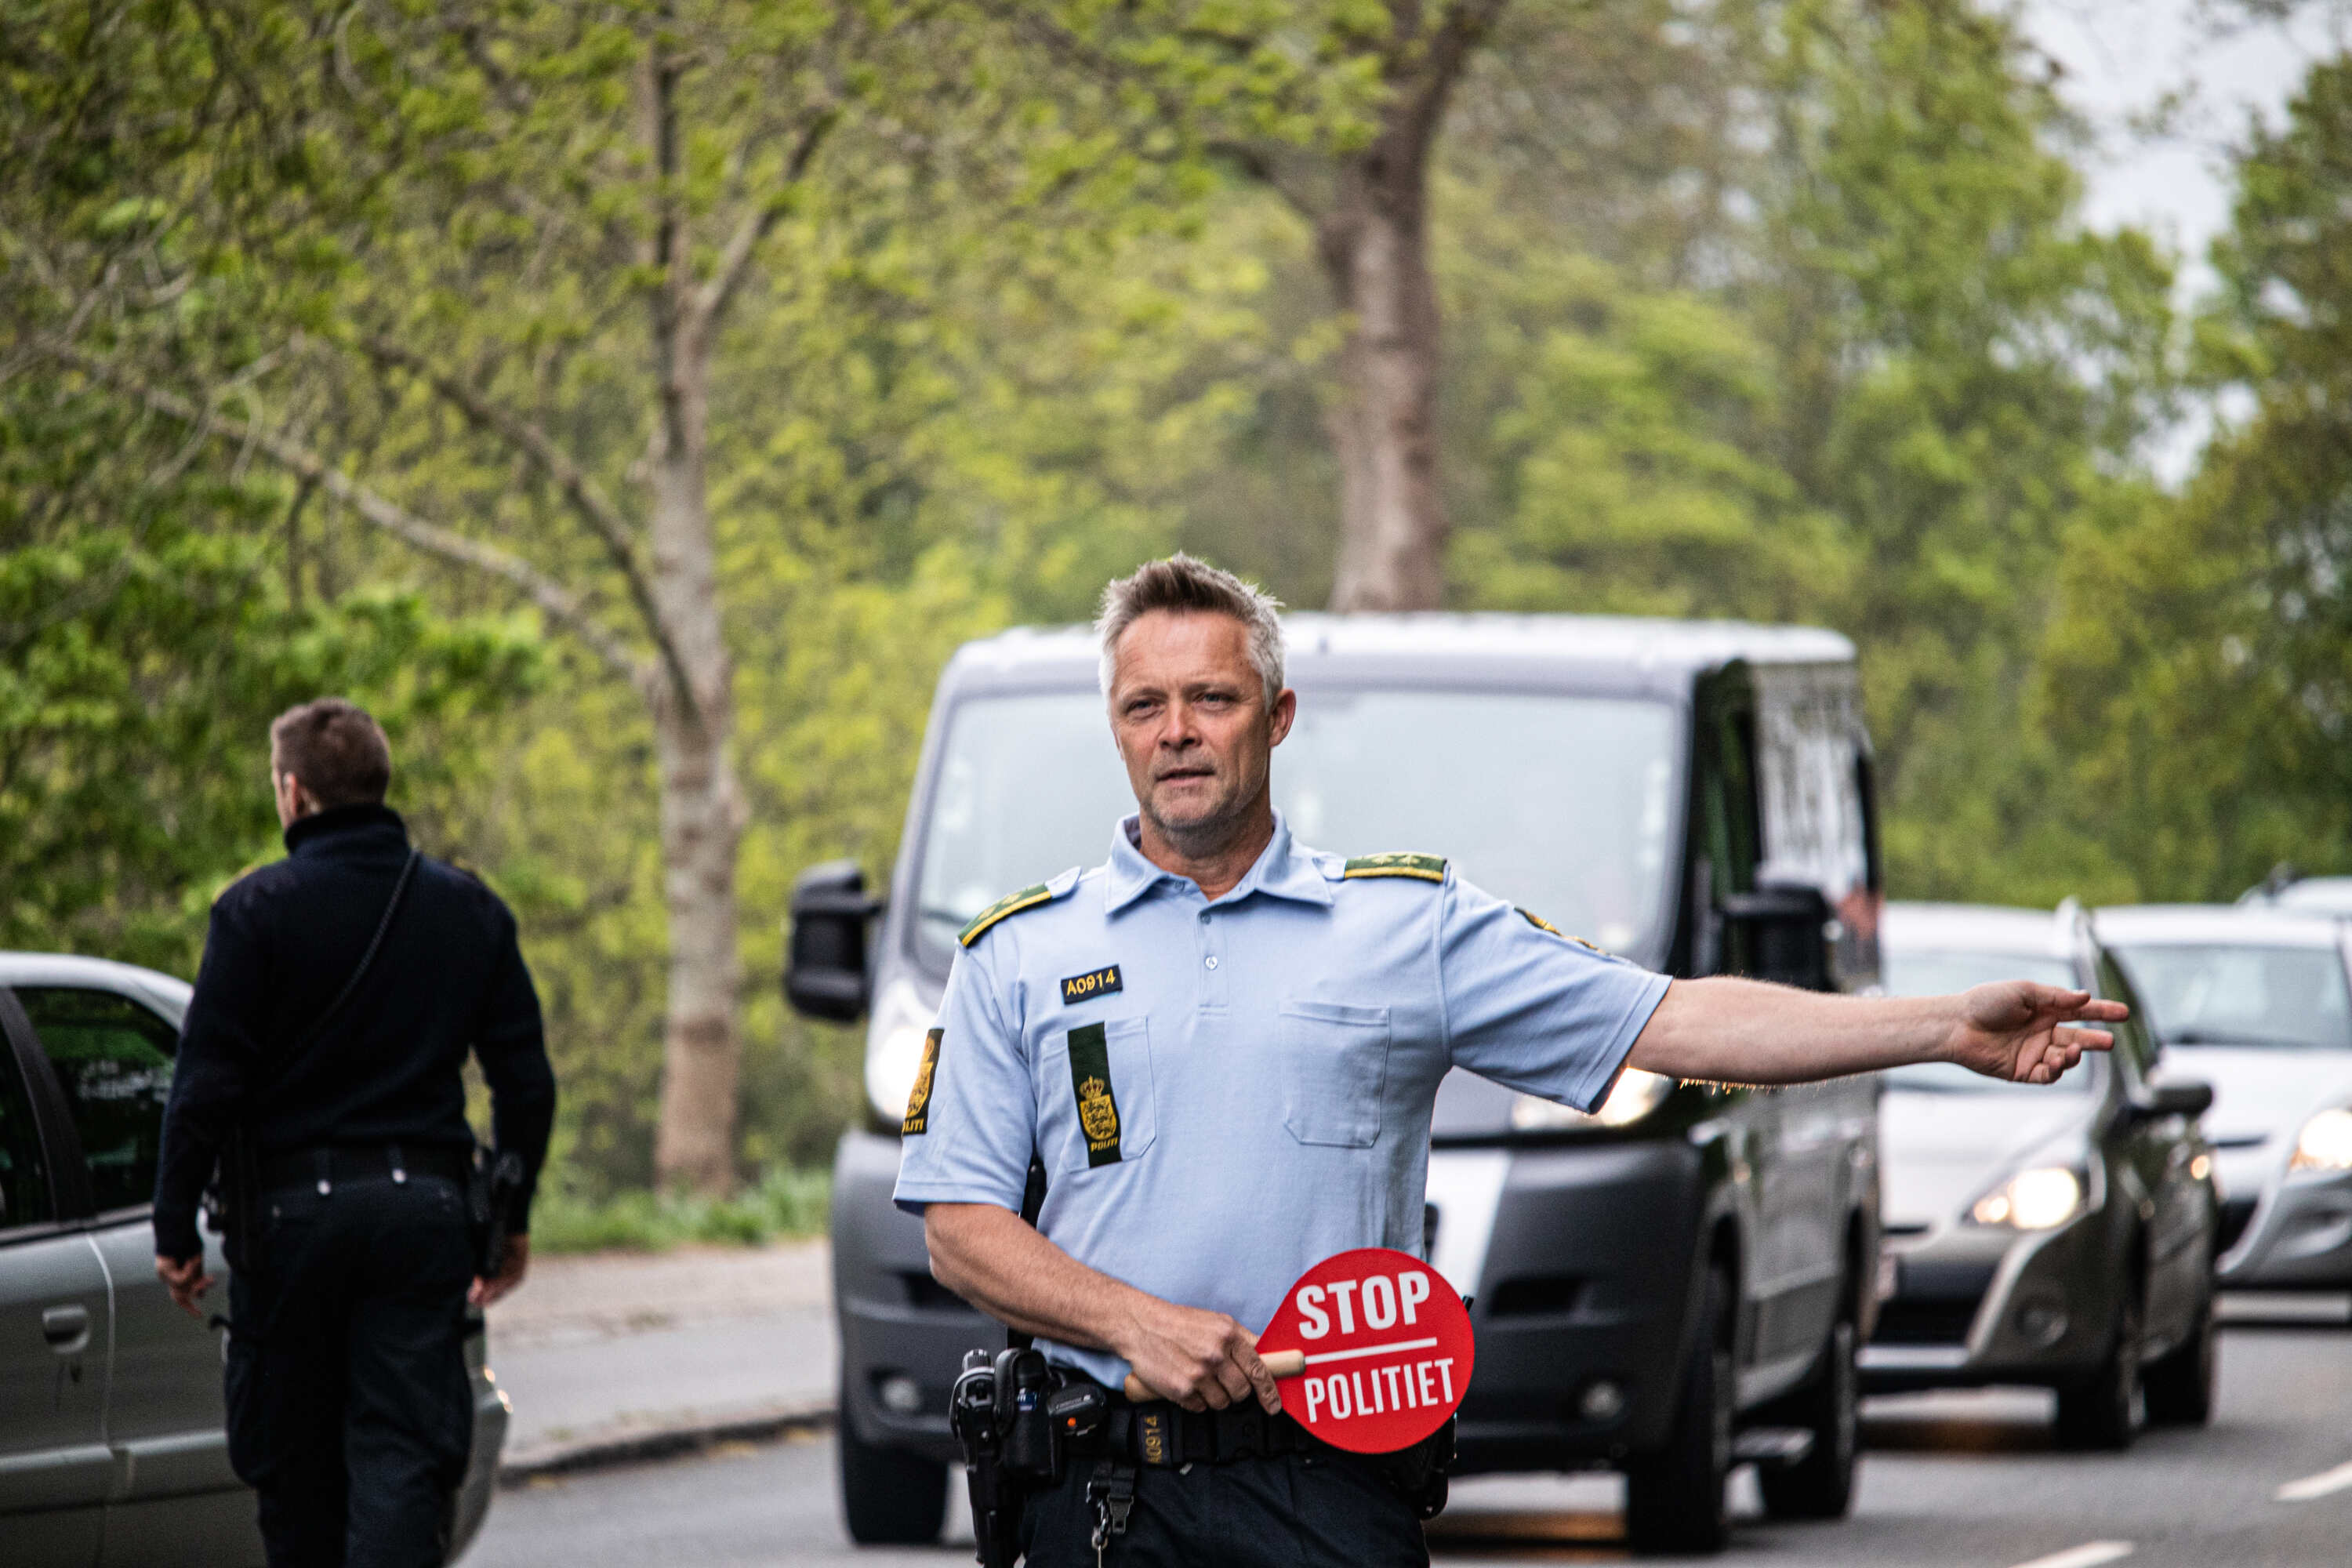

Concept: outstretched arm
[[1627, 978, 2124, 1086], [924, 1202, 1283, 1416]]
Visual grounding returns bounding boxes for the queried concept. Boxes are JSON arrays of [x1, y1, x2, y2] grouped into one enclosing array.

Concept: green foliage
[[531, 1165, 830, 1254], [0, 376, 541, 975], [2040, 53, 2352, 896]]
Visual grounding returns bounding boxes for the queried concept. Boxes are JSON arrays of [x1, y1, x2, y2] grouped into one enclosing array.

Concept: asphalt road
[[463, 1324, 2352, 1568]]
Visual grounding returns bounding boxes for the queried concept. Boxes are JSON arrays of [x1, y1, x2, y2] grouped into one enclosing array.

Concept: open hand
[[1948, 982, 2125, 1083], [1116, 1298, 1282, 1415], [154, 1254, 215, 1319]]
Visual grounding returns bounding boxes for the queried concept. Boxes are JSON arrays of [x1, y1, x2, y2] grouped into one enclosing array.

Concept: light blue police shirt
[[892, 813, 1673, 1387]]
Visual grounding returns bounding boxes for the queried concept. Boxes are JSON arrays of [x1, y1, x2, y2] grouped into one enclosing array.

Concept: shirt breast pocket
[[1279, 1000, 1392, 1149], [1040, 1016, 1157, 1175]]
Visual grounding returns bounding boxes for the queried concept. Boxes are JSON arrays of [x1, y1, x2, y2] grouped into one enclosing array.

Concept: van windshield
[[911, 687, 1680, 967]]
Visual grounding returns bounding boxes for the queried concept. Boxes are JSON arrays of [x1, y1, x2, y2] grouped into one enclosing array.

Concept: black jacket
[[153, 804, 557, 1263]]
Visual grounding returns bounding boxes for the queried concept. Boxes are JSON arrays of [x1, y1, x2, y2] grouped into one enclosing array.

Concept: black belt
[[1063, 1381, 1329, 1468], [256, 1143, 472, 1193]]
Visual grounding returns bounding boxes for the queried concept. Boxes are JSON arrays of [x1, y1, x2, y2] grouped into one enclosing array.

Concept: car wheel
[[2055, 1288, 2144, 1451], [2143, 1284, 2216, 1426], [1758, 1314, 1859, 1519], [1624, 1266, 1733, 1556], [838, 1382, 949, 1544]]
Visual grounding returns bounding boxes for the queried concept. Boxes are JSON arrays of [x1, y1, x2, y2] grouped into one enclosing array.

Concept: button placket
[[1199, 909, 1228, 1009]]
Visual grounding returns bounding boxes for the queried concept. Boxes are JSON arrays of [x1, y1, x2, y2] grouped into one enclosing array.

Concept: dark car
[[1867, 904, 2221, 1448], [787, 614, 1886, 1555], [0, 953, 508, 1566]]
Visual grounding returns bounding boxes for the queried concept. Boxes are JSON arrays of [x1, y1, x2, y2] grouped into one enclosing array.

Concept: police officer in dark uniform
[[152, 698, 556, 1568]]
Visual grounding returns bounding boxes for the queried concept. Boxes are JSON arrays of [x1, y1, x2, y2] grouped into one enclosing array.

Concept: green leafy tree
[[2042, 52, 2352, 895]]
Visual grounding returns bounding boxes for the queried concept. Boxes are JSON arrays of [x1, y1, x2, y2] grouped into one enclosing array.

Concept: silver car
[[0, 953, 509, 1566], [1865, 904, 2220, 1448], [2094, 906, 2352, 1294]]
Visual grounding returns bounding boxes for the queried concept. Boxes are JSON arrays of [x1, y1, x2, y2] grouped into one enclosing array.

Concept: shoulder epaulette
[[957, 869, 1079, 947], [1342, 852, 1448, 884]]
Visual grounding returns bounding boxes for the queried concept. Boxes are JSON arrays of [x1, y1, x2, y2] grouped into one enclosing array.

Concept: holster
[[201, 1125, 261, 1275], [468, 1148, 526, 1278]]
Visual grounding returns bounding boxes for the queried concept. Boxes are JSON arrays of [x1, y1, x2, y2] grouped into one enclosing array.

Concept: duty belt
[[256, 1142, 473, 1193], [1068, 1394, 1319, 1468]]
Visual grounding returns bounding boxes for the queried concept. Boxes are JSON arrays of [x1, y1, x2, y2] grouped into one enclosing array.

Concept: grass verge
[[531, 1167, 830, 1254]]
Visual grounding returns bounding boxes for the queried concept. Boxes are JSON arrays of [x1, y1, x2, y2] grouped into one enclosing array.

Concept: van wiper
[[2169, 1029, 2339, 1051]]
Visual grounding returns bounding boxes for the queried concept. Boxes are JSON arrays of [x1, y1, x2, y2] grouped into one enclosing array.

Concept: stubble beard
[[1142, 764, 1261, 862]]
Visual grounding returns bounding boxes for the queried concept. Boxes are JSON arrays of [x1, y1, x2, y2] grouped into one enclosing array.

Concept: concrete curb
[[497, 1397, 837, 1486]]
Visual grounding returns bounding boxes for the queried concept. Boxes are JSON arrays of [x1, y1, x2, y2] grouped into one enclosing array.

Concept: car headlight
[[863, 980, 937, 1128], [1511, 1069, 1676, 1132], [2289, 1108, 2352, 1174], [1969, 1166, 2085, 1230]]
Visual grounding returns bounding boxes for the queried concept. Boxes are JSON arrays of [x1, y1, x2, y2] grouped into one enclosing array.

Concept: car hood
[[1880, 1091, 2092, 1227], [2158, 1046, 2352, 1143]]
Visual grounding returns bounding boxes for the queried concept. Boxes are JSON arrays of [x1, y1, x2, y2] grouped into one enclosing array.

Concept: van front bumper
[[1443, 1139, 1705, 1472], [832, 1127, 996, 1465]]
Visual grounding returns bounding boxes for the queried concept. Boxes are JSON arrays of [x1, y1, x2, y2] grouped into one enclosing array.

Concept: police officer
[[151, 698, 556, 1568], [897, 556, 2122, 1566]]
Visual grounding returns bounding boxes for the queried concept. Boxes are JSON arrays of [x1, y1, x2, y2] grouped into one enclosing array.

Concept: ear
[[1267, 688, 1297, 747]]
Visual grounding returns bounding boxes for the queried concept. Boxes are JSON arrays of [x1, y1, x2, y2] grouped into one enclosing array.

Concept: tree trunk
[[645, 319, 744, 1194], [1317, 0, 1506, 614], [1319, 150, 1449, 612]]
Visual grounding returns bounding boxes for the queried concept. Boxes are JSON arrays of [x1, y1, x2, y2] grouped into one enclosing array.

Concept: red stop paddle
[[1122, 1247, 1475, 1454]]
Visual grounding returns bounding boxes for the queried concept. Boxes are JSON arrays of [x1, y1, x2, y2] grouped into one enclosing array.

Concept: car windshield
[[2110, 943, 2352, 1051], [911, 687, 1680, 967], [1878, 948, 2090, 1092]]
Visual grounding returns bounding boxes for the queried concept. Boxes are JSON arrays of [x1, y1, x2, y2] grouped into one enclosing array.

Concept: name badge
[[1060, 964, 1123, 1005]]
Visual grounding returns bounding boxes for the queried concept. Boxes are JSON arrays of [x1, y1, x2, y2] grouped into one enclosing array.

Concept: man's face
[[1106, 610, 1294, 851]]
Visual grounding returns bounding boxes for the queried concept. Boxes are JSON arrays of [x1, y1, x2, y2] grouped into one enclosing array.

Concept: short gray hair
[[1095, 554, 1286, 706]]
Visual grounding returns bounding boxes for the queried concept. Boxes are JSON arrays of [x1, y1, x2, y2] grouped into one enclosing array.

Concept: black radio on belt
[[951, 1346, 1071, 1568]]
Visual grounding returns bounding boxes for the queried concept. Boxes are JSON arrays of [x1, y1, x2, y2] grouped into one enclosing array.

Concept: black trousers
[[1019, 1450, 1428, 1568], [224, 1169, 475, 1568]]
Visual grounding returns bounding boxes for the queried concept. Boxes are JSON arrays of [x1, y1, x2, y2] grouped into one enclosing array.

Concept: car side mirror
[[2139, 1080, 2214, 1122], [1718, 884, 1834, 992], [785, 860, 883, 1022]]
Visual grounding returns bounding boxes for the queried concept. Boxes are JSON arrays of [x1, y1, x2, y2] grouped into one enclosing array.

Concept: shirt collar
[[285, 801, 410, 858], [1103, 811, 1334, 916]]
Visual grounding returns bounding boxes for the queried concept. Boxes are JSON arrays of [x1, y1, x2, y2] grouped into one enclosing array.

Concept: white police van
[[788, 615, 1883, 1555]]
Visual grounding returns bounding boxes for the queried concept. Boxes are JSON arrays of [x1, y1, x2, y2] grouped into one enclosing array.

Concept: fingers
[[1240, 1345, 1283, 1414], [2064, 998, 2129, 1023]]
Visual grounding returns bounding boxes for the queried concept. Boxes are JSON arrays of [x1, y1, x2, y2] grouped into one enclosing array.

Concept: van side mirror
[[785, 860, 883, 1022], [2138, 1080, 2214, 1123], [1719, 884, 1834, 991]]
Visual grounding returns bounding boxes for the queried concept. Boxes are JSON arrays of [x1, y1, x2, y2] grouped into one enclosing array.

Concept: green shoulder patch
[[957, 883, 1057, 947], [1343, 852, 1448, 884]]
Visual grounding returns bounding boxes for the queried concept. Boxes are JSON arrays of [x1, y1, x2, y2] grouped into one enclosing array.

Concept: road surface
[[464, 1323, 2352, 1567]]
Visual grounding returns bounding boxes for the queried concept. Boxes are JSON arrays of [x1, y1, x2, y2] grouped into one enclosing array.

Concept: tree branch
[[351, 332, 695, 705], [693, 105, 839, 332], [65, 350, 649, 685]]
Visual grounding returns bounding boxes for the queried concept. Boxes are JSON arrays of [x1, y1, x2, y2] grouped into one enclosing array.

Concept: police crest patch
[[902, 1028, 942, 1135], [1065, 1022, 1123, 1167]]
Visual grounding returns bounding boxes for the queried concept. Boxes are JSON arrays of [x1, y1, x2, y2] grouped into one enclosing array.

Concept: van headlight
[[1969, 1167, 2085, 1230], [2289, 1108, 2352, 1174], [1512, 1069, 1676, 1132], [864, 980, 937, 1128]]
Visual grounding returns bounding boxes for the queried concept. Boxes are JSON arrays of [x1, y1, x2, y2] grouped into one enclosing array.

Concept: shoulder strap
[[280, 848, 422, 1067]]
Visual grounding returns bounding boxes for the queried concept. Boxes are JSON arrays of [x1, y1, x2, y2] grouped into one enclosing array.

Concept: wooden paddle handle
[[1122, 1348, 1306, 1403]]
